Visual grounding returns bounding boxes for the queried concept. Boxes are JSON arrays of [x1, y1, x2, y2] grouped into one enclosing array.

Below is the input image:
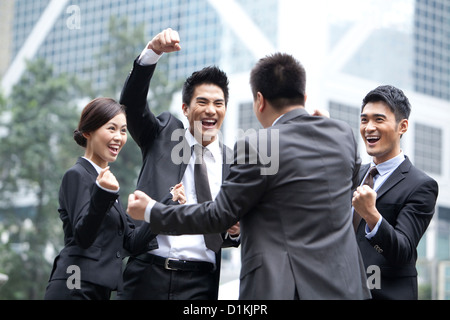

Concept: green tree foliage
[[0, 58, 81, 299]]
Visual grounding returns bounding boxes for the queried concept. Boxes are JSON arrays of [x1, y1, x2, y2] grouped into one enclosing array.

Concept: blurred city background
[[0, 0, 449, 300]]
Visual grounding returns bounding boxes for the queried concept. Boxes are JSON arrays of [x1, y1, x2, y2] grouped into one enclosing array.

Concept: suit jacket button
[[373, 244, 383, 253], [116, 251, 121, 258]]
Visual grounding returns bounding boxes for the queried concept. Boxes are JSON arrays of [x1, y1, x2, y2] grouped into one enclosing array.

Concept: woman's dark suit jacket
[[45, 157, 154, 296]]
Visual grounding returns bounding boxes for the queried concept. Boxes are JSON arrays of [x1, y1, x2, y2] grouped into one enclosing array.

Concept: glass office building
[[413, 0, 450, 101], [9, 0, 278, 94]]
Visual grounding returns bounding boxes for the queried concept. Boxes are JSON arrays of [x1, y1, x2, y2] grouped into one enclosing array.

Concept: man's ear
[[257, 92, 265, 113], [182, 103, 189, 117], [399, 119, 408, 135]]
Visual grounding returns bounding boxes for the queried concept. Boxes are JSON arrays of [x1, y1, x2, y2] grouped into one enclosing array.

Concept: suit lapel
[[359, 157, 411, 200], [177, 136, 192, 182], [221, 143, 233, 181], [375, 157, 411, 199], [77, 157, 98, 178], [358, 164, 371, 185], [114, 197, 126, 229], [78, 157, 124, 225]]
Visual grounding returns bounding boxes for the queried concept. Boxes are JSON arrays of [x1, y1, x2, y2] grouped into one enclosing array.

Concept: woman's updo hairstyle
[[73, 97, 126, 148]]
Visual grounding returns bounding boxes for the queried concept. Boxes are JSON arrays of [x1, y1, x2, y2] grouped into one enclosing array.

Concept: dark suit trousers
[[117, 256, 217, 300], [44, 279, 112, 300]]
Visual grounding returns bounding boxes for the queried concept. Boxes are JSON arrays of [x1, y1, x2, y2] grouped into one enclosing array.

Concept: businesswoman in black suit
[[44, 97, 155, 300]]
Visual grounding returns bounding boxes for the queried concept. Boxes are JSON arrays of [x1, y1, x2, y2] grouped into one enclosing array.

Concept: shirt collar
[[184, 129, 221, 162], [82, 157, 103, 174], [370, 151, 405, 176], [271, 113, 285, 126]]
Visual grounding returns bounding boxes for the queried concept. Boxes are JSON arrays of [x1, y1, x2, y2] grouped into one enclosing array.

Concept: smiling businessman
[[118, 28, 240, 300], [352, 85, 438, 300]]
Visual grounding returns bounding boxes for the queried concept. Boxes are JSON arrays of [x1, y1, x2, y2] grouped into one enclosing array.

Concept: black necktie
[[193, 144, 223, 252], [352, 166, 379, 232]]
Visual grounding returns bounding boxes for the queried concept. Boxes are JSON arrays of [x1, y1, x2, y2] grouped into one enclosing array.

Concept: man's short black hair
[[250, 52, 306, 109], [362, 85, 411, 122], [182, 66, 229, 106]]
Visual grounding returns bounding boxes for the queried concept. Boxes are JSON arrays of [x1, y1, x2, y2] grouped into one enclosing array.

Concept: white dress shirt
[[82, 157, 119, 194], [149, 130, 223, 264]]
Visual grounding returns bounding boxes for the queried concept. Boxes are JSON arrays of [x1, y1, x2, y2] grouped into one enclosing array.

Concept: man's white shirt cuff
[[144, 199, 156, 223], [138, 43, 163, 66], [365, 216, 383, 239]]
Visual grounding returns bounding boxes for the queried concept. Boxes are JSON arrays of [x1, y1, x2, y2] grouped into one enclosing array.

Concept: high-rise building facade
[[10, 0, 223, 94], [413, 0, 450, 101], [0, 0, 15, 77], [8, 0, 278, 95]]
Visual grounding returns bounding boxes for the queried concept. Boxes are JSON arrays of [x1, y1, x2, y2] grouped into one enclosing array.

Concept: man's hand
[[227, 222, 240, 237], [170, 183, 186, 204], [127, 190, 152, 221], [148, 28, 181, 55], [311, 109, 330, 118], [352, 185, 380, 230], [97, 166, 119, 191]]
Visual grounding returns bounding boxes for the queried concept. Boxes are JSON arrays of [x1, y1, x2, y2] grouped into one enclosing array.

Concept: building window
[[329, 101, 360, 141], [414, 123, 442, 175], [238, 102, 261, 131], [436, 206, 450, 299]]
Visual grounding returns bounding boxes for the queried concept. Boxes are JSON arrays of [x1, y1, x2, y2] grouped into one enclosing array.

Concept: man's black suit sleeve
[[119, 59, 158, 148], [368, 177, 438, 265], [61, 169, 118, 249]]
